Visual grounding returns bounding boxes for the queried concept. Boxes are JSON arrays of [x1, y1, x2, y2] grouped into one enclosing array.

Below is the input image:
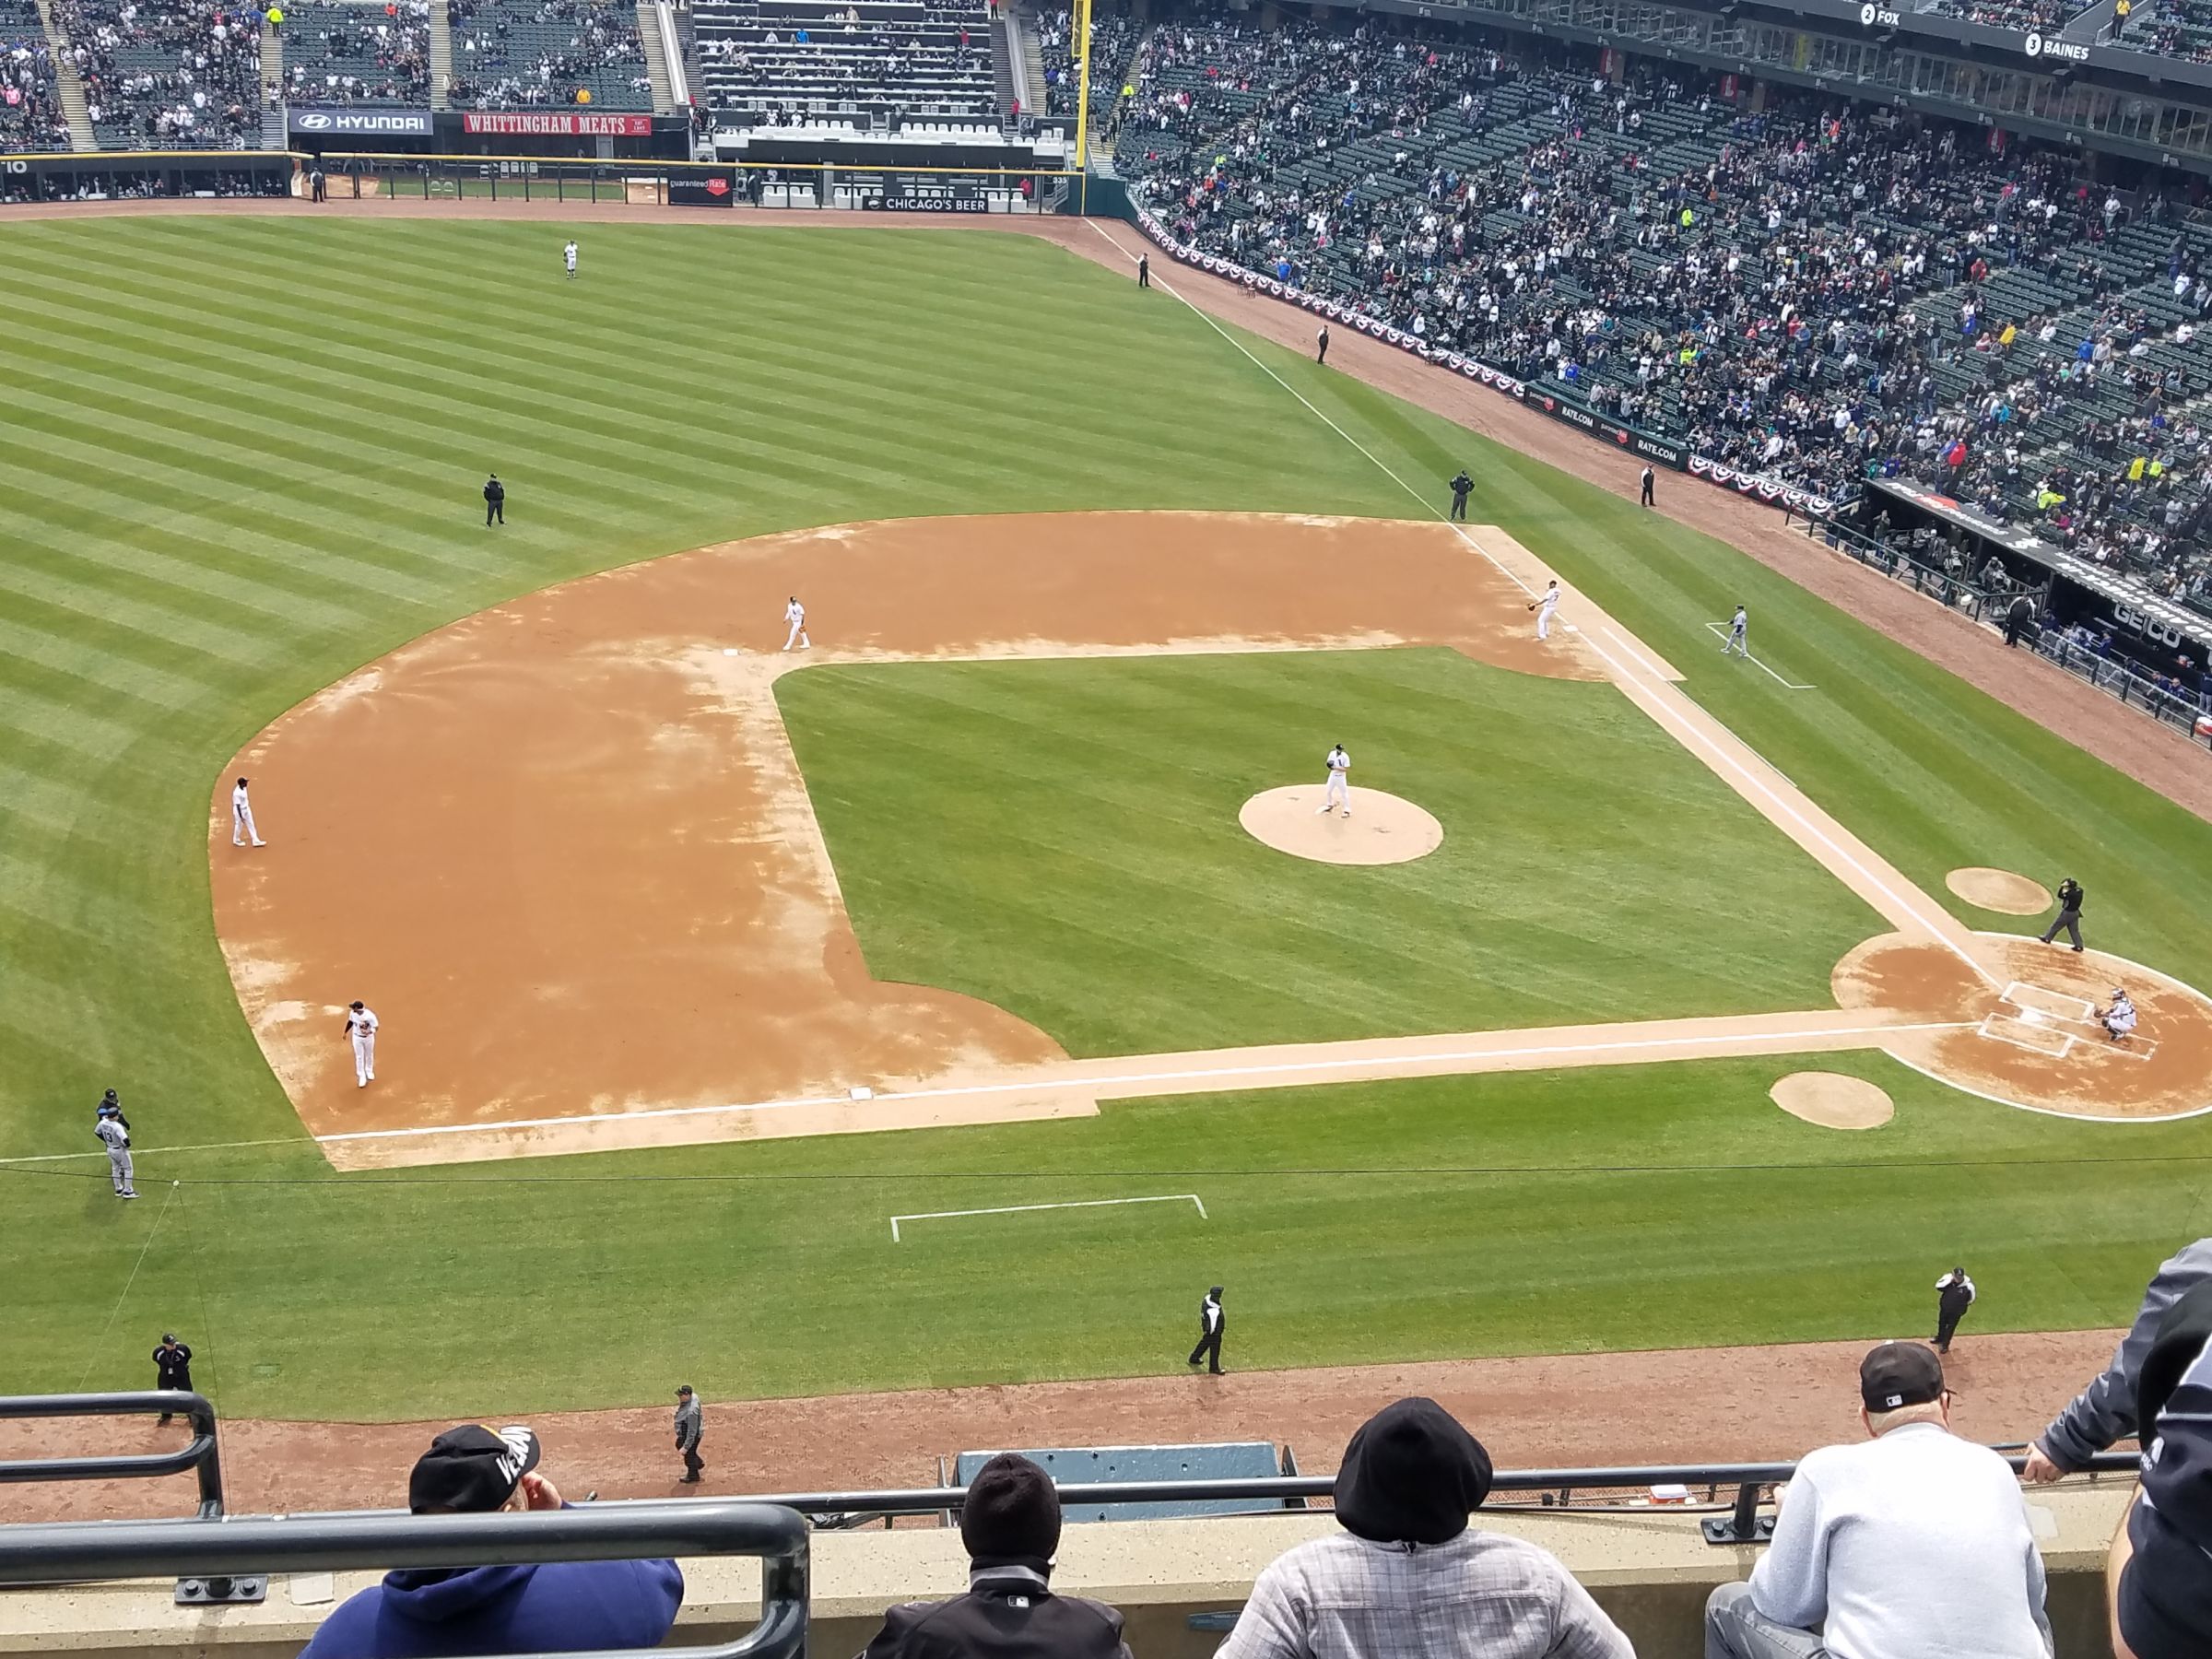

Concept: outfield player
[[344, 1000, 379, 1088], [1529, 579, 1560, 641], [230, 776, 265, 848], [1317, 743, 1351, 817], [782, 596, 811, 652], [1723, 605, 1749, 656], [563, 240, 579, 280], [95, 1105, 136, 1199]]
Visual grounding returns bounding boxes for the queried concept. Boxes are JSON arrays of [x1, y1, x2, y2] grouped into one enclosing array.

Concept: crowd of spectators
[[1, 5, 72, 149], [1116, 16, 2212, 603], [1918, 0, 2088, 30], [262, 1241, 2212, 1659], [51, 0, 262, 147], [445, 0, 650, 112], [282, 0, 429, 108], [693, 0, 999, 128], [1035, 3, 1138, 128]]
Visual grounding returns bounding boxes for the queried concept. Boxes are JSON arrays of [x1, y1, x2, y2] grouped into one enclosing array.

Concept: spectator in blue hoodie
[[300, 1424, 683, 1658]]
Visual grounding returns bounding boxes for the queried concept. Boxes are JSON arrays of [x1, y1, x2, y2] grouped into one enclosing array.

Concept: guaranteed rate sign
[[461, 112, 655, 136]]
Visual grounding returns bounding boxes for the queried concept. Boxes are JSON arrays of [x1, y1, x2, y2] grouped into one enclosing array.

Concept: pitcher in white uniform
[[782, 596, 811, 652], [1529, 580, 1560, 640], [344, 1001, 379, 1087], [230, 776, 265, 847], [1317, 744, 1351, 817]]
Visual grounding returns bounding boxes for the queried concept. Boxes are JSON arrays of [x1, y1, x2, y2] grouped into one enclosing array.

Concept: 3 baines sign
[[460, 112, 655, 135]]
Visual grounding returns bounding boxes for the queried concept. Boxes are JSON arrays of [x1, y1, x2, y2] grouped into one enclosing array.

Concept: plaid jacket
[[1218, 1529, 1633, 1659]]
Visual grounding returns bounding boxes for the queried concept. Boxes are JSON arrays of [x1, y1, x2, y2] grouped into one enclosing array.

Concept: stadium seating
[[280, 0, 430, 108], [51, 0, 262, 147], [0, 0, 72, 150], [693, 0, 1000, 134], [1035, 3, 1136, 132], [1114, 16, 2212, 605], [445, 0, 651, 111]]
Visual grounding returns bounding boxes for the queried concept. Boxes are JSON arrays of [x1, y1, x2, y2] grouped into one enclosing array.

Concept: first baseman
[[1317, 744, 1351, 817], [95, 1093, 136, 1199], [230, 776, 265, 848], [782, 596, 811, 652], [344, 1001, 379, 1088], [1723, 605, 1749, 656], [1529, 579, 1560, 640]]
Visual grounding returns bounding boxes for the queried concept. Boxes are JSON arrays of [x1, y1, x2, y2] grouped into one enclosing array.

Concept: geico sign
[[2023, 31, 2090, 61], [1857, 4, 1902, 25]]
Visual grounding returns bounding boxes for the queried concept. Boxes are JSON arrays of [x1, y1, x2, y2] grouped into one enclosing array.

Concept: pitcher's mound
[[1946, 867, 2051, 915], [1771, 1071, 1894, 1131], [1239, 787, 1443, 866]]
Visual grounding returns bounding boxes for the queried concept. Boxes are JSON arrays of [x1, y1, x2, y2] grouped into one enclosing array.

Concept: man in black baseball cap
[[2108, 1280, 2212, 1659], [300, 1425, 683, 1657], [1708, 1343, 2051, 1659], [856, 1452, 1130, 1657]]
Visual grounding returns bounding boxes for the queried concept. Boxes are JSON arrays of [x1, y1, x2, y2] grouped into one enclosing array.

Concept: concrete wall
[[0, 1486, 2130, 1659]]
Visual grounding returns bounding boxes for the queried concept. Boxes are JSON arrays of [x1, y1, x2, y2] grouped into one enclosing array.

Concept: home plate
[[724, 647, 739, 656], [2018, 1008, 2049, 1026]]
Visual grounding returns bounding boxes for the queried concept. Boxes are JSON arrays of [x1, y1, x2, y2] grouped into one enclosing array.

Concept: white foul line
[[313, 1020, 1974, 1146], [1702, 623, 1816, 689], [890, 1193, 1206, 1242], [0, 1135, 306, 1167], [1085, 221, 1540, 599]]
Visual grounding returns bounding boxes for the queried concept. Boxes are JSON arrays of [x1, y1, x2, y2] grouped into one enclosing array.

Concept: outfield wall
[[0, 1485, 2133, 1659]]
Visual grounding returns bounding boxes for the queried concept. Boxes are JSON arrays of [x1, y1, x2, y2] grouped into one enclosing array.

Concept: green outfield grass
[[778, 649, 1881, 1054], [4, 216, 2212, 1417]]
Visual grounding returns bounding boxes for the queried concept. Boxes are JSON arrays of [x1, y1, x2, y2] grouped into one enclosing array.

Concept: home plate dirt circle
[[1239, 787, 1444, 865], [1945, 867, 2052, 915], [1770, 1072, 1895, 1131]]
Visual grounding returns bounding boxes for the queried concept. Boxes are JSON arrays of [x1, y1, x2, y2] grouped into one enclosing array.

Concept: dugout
[[0, 150, 291, 204]]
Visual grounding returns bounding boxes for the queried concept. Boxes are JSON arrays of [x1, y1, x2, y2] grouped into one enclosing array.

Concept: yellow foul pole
[[1072, 0, 1095, 171]]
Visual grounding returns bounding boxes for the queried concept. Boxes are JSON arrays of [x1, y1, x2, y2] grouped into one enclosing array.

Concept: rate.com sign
[[288, 106, 433, 136], [462, 112, 654, 136]]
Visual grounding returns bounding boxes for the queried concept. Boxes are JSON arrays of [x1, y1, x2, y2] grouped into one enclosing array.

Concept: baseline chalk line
[[890, 1193, 1206, 1242], [1702, 623, 1815, 689]]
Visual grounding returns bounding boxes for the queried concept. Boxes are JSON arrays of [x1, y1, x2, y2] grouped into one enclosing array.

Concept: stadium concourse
[[1115, 16, 2212, 618]]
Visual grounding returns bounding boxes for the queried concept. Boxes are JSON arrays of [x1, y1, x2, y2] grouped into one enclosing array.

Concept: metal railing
[[0, 1502, 809, 1658], [0, 1392, 225, 1519]]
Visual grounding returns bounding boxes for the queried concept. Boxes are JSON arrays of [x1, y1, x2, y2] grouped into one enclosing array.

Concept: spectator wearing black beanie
[[856, 1452, 1132, 1658], [1219, 1398, 1632, 1658]]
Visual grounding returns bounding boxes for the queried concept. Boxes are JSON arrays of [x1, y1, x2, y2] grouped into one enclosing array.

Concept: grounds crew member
[[1316, 324, 1329, 365], [153, 1334, 194, 1425], [1187, 1286, 1226, 1374], [674, 1385, 703, 1484], [484, 473, 505, 526], [1641, 464, 1655, 506], [2041, 877, 2086, 951], [1448, 468, 1473, 522], [1135, 252, 1148, 288], [1935, 1265, 1976, 1354]]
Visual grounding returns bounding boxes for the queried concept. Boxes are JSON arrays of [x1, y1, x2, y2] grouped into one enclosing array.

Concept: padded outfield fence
[[0, 148, 1092, 214]]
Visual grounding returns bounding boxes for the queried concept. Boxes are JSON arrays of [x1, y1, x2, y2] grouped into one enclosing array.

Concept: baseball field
[[5, 207, 2212, 1430]]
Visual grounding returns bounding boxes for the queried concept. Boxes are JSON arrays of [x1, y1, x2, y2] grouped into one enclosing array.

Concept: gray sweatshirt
[[2038, 1237, 2212, 1469], [1746, 1422, 2051, 1659], [674, 1397, 702, 1452]]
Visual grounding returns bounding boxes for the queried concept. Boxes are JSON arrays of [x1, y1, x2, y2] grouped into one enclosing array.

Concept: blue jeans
[[1706, 1583, 1829, 1659]]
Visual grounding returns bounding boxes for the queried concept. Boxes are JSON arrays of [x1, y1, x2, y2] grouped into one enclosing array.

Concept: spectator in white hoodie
[[1706, 1342, 2052, 1659]]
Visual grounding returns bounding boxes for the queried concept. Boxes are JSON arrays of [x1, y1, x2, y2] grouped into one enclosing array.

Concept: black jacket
[[2057, 880, 2084, 913], [153, 1343, 192, 1389], [857, 1565, 1130, 1659], [484, 478, 505, 505]]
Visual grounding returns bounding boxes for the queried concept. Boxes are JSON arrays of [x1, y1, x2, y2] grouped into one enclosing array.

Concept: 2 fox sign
[[1857, 4, 1902, 26]]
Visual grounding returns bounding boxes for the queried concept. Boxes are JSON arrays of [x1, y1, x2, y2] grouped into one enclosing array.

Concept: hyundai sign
[[288, 106, 434, 136]]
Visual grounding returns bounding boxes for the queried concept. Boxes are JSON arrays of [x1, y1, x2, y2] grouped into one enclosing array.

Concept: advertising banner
[[461, 112, 654, 136], [668, 172, 736, 207], [288, 106, 432, 136], [1526, 388, 1687, 470]]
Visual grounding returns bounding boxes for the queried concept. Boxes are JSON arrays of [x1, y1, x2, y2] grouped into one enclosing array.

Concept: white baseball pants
[[352, 1030, 376, 1086], [1320, 773, 1349, 813], [232, 802, 263, 846], [782, 621, 810, 650]]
